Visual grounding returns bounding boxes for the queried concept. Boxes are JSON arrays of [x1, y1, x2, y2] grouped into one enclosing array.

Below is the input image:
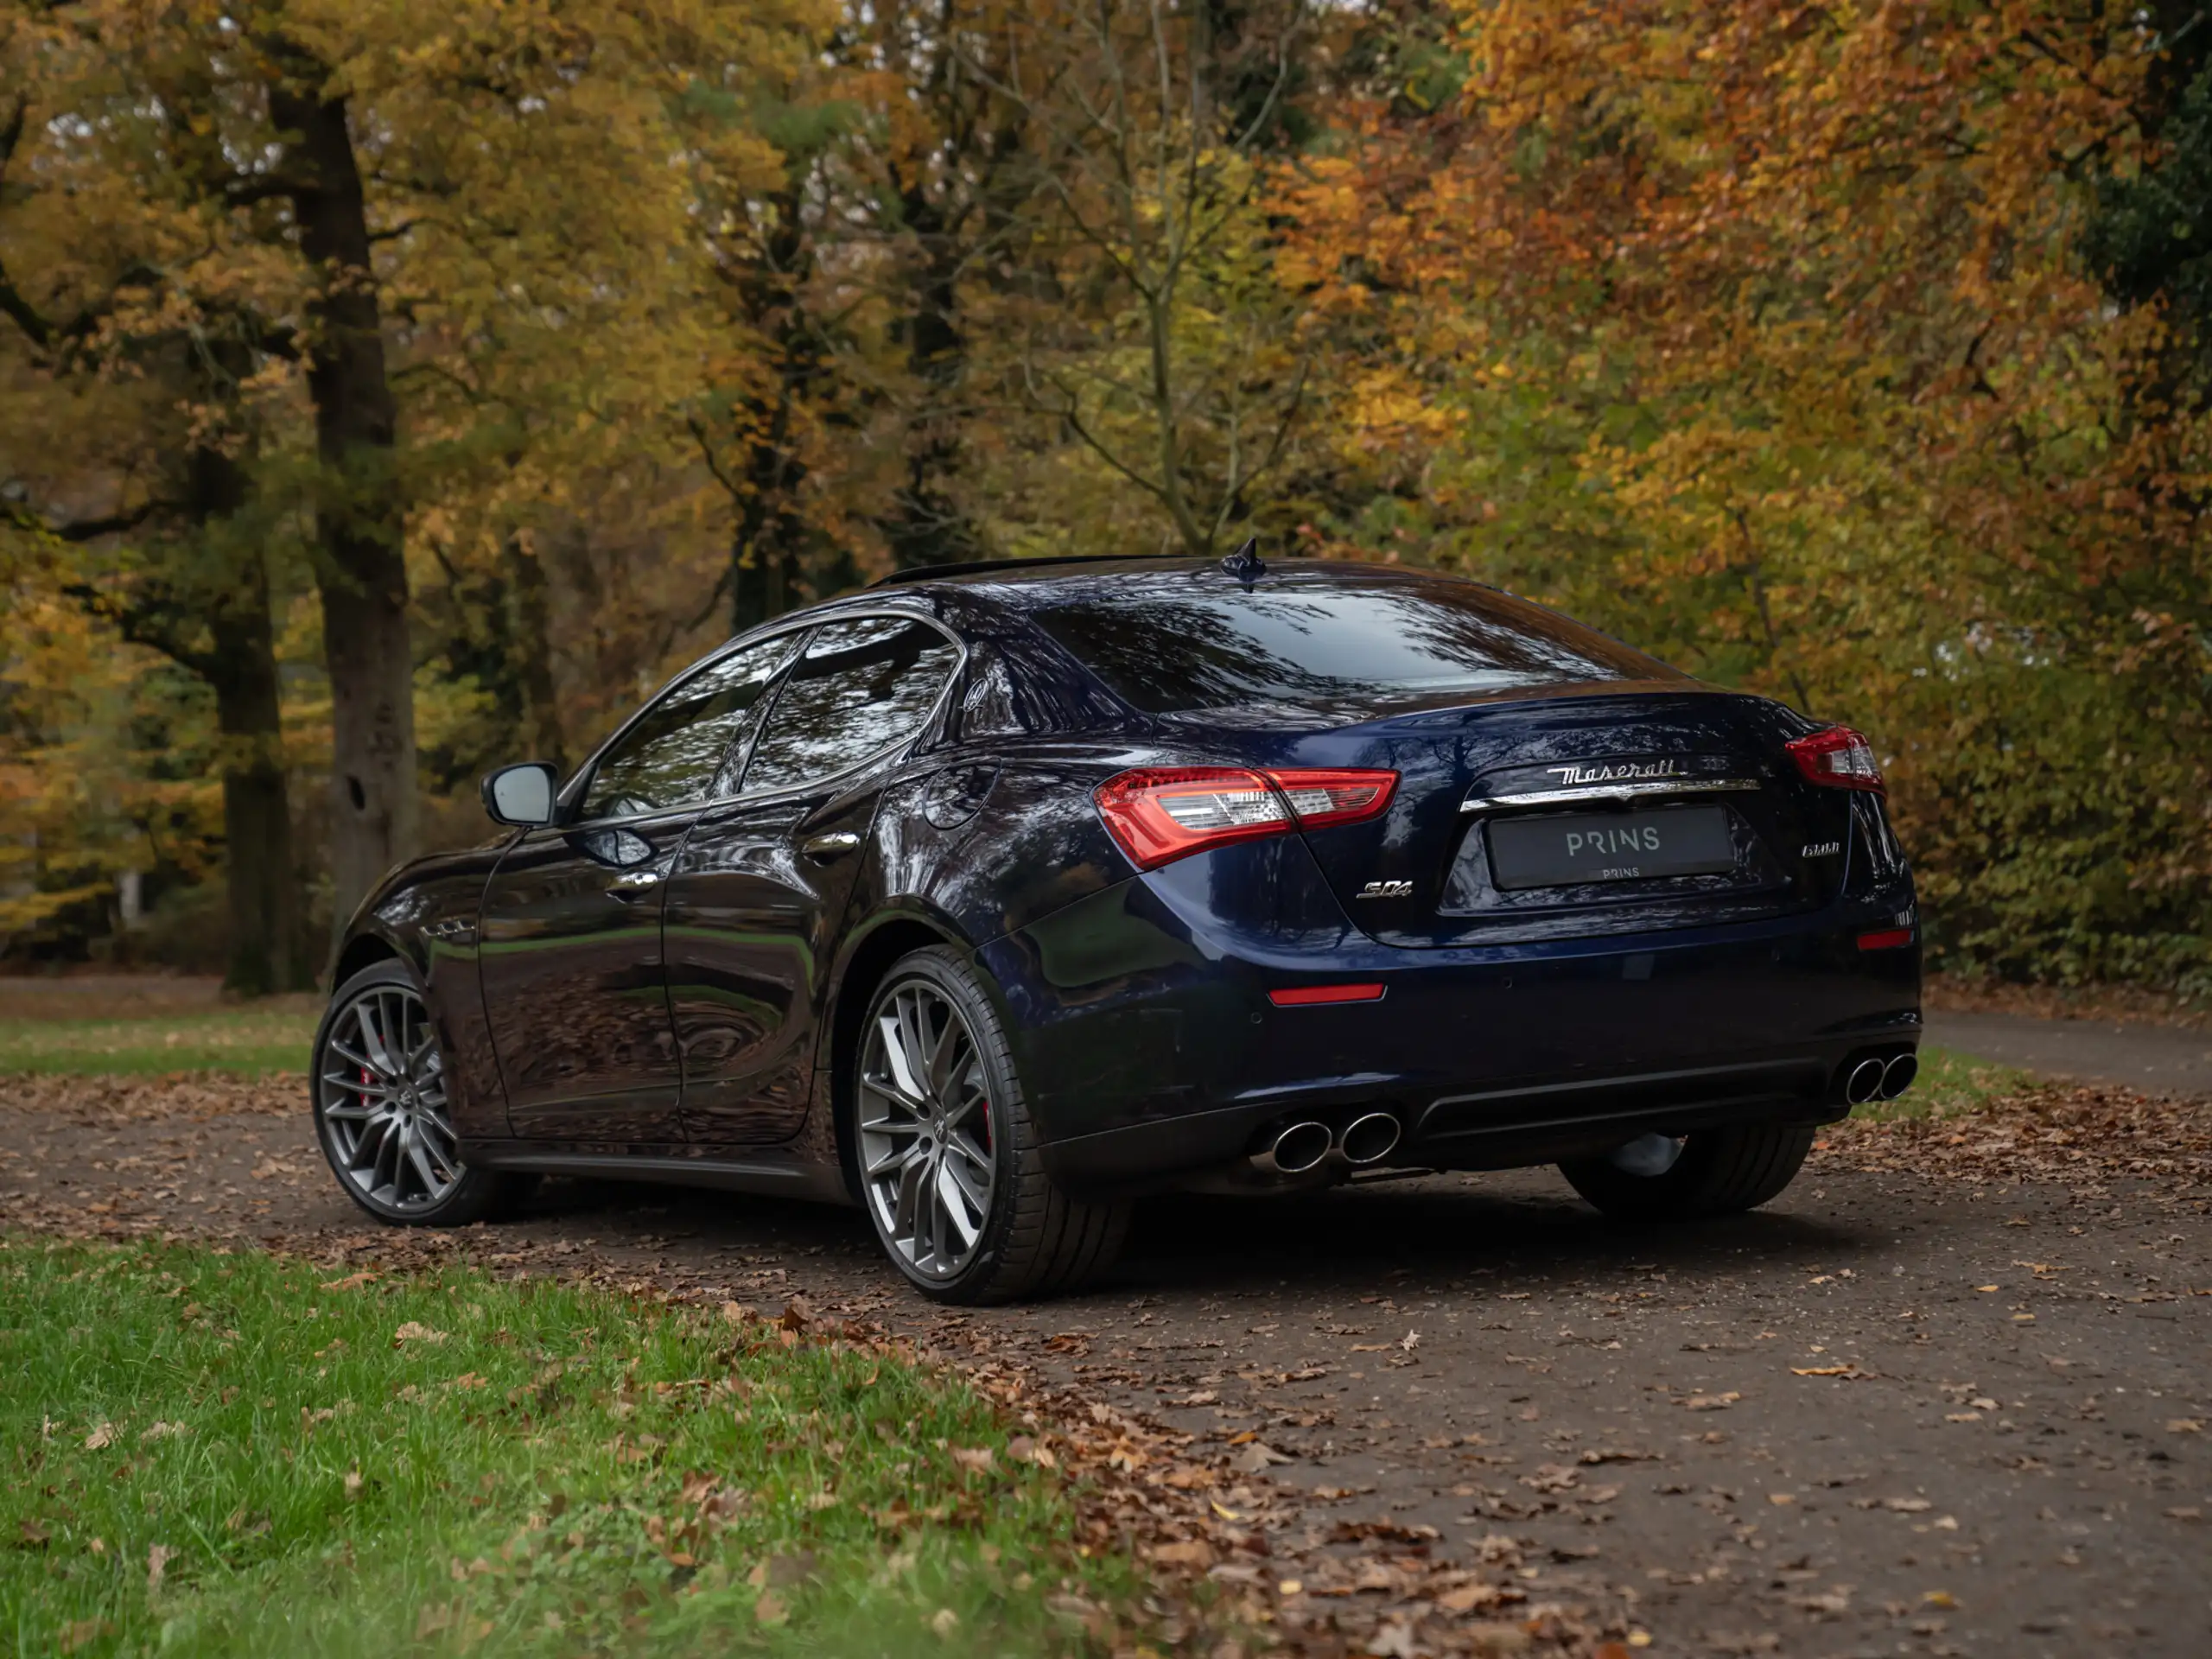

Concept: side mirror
[[481, 762, 558, 828]]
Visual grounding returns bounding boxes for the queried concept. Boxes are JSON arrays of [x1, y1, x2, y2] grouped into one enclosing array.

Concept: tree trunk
[[880, 161, 976, 573], [725, 181, 814, 634], [92, 441, 306, 995], [268, 63, 416, 950], [185, 427, 303, 995], [503, 530, 566, 772], [208, 576, 302, 996]]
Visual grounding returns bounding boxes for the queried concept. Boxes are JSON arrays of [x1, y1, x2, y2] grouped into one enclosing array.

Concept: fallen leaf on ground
[[1230, 1440, 1291, 1473], [1148, 1538, 1216, 1568], [1437, 1581, 1506, 1612], [1520, 1464, 1580, 1493]]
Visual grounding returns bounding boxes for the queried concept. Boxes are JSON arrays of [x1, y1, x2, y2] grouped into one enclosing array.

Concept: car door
[[665, 614, 963, 1147], [479, 635, 798, 1142]]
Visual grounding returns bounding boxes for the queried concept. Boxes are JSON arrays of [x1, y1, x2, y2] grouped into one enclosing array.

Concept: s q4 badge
[[1357, 880, 1414, 899]]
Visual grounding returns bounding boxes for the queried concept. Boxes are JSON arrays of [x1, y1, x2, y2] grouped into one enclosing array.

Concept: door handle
[[801, 831, 861, 860], [608, 868, 663, 897]]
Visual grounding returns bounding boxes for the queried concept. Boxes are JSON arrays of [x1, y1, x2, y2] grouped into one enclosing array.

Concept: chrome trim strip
[[1460, 777, 1762, 814]]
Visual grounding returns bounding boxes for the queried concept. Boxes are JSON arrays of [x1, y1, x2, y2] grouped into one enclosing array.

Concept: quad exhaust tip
[[1844, 1052, 1918, 1105], [1338, 1111, 1402, 1167], [1845, 1058, 1887, 1106], [1260, 1120, 1334, 1176], [1880, 1052, 1917, 1100], [1252, 1113, 1403, 1176]]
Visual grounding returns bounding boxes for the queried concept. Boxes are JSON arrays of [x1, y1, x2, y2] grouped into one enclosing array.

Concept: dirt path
[[5, 1075, 2208, 1656], [1925, 1012, 2212, 1096]]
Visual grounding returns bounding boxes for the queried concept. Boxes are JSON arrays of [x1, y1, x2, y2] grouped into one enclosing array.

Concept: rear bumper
[[1042, 1058, 1865, 1195], [978, 861, 1919, 1197]]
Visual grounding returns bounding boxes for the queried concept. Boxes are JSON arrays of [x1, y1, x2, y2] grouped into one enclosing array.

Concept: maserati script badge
[[1546, 758, 1682, 786]]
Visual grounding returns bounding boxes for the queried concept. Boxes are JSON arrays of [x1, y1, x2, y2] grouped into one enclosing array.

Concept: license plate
[[1486, 804, 1737, 891]]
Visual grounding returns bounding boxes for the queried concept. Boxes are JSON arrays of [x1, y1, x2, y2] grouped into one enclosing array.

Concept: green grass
[[1853, 1045, 2033, 1123], [0, 1007, 316, 1077], [2, 1239, 1135, 1657]]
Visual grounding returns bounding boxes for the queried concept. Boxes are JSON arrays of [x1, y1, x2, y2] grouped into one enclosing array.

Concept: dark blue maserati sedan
[[312, 552, 1921, 1302]]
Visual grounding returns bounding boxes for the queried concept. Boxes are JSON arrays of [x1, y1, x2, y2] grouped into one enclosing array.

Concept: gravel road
[[6, 1065, 2207, 1658]]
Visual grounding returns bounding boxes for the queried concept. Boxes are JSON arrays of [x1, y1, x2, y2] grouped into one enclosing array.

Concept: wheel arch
[[822, 906, 976, 1198], [331, 930, 408, 991]]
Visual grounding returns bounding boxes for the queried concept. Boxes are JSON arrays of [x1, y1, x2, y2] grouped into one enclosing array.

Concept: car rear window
[[1029, 572, 1675, 714]]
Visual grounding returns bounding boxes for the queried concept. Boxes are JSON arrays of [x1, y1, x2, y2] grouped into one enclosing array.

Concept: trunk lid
[[1170, 684, 1853, 947]]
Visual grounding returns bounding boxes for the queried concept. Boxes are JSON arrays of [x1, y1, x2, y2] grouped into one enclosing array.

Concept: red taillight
[[1785, 726, 1885, 793], [1093, 766, 1397, 871], [1267, 768, 1398, 830]]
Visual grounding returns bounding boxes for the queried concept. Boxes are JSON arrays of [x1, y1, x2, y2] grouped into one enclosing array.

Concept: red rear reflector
[[1786, 726, 1885, 792], [1095, 766, 1397, 870], [1268, 983, 1386, 1007], [1856, 927, 1913, 951]]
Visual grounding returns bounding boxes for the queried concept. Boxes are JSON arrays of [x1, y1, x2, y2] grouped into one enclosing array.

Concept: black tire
[[850, 947, 1128, 1305], [311, 958, 532, 1227], [1560, 1120, 1816, 1223]]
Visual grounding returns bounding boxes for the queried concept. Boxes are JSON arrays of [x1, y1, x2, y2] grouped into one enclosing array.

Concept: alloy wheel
[[857, 979, 996, 1281], [317, 982, 464, 1212]]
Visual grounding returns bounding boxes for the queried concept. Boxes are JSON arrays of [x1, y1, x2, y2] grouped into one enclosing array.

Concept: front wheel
[[1560, 1120, 1816, 1223], [852, 948, 1128, 1304], [311, 959, 531, 1226]]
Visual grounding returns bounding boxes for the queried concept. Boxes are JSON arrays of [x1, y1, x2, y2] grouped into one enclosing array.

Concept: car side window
[[742, 617, 959, 794], [580, 634, 799, 821]]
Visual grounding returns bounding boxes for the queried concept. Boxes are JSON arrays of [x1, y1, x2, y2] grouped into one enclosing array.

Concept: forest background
[[2, 0, 2208, 999]]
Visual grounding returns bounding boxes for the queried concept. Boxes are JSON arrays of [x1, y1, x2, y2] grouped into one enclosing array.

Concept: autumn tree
[[963, 0, 1313, 559], [1, 23, 315, 989], [4, 0, 823, 964], [1275, 0, 2212, 987]]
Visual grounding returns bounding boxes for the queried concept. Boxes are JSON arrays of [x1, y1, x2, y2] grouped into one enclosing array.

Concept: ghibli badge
[[1357, 879, 1414, 900]]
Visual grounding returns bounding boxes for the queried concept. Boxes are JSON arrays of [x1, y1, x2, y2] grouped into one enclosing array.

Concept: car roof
[[872, 554, 1452, 605]]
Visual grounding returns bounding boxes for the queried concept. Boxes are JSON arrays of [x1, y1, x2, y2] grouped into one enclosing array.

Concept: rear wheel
[[312, 959, 532, 1226], [853, 948, 1128, 1304], [1560, 1120, 1816, 1223]]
